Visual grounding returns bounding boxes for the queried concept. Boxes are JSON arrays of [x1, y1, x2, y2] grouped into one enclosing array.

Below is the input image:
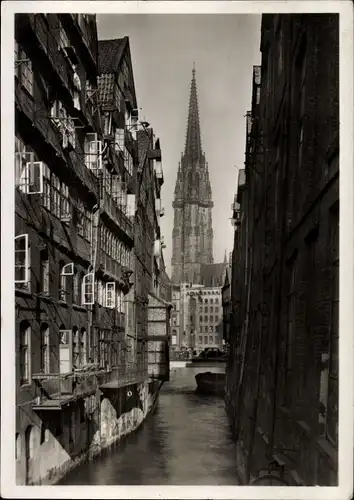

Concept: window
[[19, 321, 31, 384], [59, 261, 67, 302], [210, 299, 213, 304], [51, 101, 76, 150], [15, 234, 29, 284], [72, 327, 79, 367], [40, 249, 50, 294], [40, 323, 50, 373], [16, 433, 21, 460], [215, 316, 219, 323], [115, 128, 125, 153], [209, 336, 213, 344], [215, 298, 219, 304], [73, 270, 80, 304], [15, 137, 44, 195], [198, 336, 202, 344], [199, 315, 203, 323], [204, 326, 208, 333], [103, 112, 112, 136], [25, 425, 35, 463], [210, 307, 214, 313], [82, 273, 94, 305], [204, 336, 208, 344], [59, 327, 70, 345], [204, 306, 208, 313], [76, 200, 91, 241], [124, 148, 133, 175], [80, 328, 87, 366], [210, 316, 214, 323], [61, 184, 71, 221], [85, 133, 103, 170], [106, 282, 116, 308], [15, 42, 33, 95], [52, 174, 61, 218], [327, 206, 339, 444]]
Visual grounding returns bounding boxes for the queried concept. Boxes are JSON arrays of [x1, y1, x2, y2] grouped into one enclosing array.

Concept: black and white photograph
[[1, 1, 353, 498]]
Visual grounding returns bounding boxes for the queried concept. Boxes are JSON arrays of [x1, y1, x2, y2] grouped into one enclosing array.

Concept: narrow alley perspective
[[59, 366, 239, 485], [4, 4, 352, 498]]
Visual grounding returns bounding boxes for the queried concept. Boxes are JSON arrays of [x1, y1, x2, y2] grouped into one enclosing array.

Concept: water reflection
[[59, 366, 239, 485]]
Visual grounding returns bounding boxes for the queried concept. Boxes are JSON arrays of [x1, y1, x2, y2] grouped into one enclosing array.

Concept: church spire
[[184, 65, 202, 163]]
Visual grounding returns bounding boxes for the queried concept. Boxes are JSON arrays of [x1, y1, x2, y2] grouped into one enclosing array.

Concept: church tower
[[171, 67, 214, 284]]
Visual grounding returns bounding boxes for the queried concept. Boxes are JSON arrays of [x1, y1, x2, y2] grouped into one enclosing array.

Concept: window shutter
[[15, 234, 29, 283], [61, 263, 74, 275], [27, 161, 44, 194], [82, 273, 95, 305]]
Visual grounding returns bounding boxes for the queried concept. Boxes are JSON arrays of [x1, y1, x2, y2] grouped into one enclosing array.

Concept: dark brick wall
[[226, 14, 339, 485]]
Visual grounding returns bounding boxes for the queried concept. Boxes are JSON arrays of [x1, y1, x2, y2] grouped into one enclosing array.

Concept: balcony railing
[[99, 363, 148, 390], [32, 361, 148, 409]]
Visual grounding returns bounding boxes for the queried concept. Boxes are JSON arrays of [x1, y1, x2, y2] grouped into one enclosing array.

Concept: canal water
[[59, 366, 240, 485]]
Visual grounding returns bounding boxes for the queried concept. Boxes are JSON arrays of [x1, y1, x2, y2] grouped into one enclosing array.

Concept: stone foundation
[[16, 380, 159, 485]]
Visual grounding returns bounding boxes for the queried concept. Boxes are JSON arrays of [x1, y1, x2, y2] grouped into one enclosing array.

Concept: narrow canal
[[59, 366, 240, 485]]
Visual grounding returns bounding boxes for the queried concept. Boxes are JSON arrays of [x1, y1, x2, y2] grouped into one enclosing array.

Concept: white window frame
[[85, 133, 103, 170], [15, 234, 29, 284], [61, 263, 74, 276], [106, 282, 116, 309], [82, 273, 95, 305], [15, 152, 44, 195]]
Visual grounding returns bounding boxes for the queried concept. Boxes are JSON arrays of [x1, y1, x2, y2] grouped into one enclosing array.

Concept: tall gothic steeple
[[184, 66, 202, 163], [171, 66, 214, 284]]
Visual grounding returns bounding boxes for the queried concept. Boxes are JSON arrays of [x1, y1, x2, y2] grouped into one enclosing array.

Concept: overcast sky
[[97, 14, 261, 275]]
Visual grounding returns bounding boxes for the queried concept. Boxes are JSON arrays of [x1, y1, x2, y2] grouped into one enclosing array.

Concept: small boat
[[195, 371, 226, 396]]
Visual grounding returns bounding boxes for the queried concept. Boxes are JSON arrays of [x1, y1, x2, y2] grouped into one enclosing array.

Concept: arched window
[[72, 326, 79, 367], [15, 433, 21, 460], [19, 321, 31, 385], [40, 323, 50, 374], [59, 261, 67, 302], [25, 425, 35, 462]]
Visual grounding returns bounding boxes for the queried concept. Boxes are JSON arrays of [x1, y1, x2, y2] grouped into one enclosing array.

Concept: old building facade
[[14, 16, 168, 485], [225, 14, 339, 486]]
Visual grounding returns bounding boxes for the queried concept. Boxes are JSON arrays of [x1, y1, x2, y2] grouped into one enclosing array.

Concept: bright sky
[[97, 14, 261, 275]]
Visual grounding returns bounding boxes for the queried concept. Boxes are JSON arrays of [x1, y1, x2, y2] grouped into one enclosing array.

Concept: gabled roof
[[98, 37, 127, 74], [98, 37, 137, 108]]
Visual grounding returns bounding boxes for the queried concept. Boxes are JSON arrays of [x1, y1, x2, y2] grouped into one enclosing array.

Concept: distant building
[[225, 14, 339, 486]]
